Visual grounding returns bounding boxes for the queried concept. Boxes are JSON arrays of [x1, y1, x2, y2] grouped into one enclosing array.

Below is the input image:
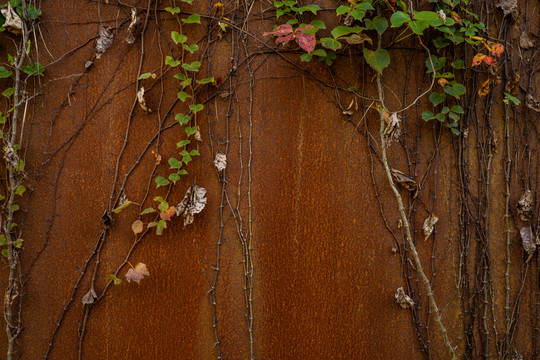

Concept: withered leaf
[[214, 152, 227, 172], [520, 226, 536, 256], [478, 78, 491, 96], [96, 26, 114, 59], [125, 263, 149, 284], [526, 94, 540, 113], [160, 206, 176, 221], [423, 215, 439, 240], [1, 3, 22, 35], [496, 0, 517, 16], [519, 32, 534, 49], [517, 190, 533, 222], [137, 87, 152, 113], [395, 287, 414, 309], [391, 169, 416, 190], [131, 220, 143, 235], [176, 184, 207, 226], [126, 8, 142, 44], [81, 286, 97, 305]]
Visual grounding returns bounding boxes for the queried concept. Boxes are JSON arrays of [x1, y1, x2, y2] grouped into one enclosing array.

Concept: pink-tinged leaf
[[295, 24, 314, 32], [294, 32, 316, 53], [490, 43, 504, 57], [131, 220, 143, 235], [160, 206, 176, 220], [125, 262, 150, 284], [276, 34, 293, 46], [263, 24, 293, 37], [483, 56, 496, 66]]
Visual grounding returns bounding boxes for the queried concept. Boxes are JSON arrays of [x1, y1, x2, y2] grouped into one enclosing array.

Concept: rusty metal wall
[[0, 0, 538, 359]]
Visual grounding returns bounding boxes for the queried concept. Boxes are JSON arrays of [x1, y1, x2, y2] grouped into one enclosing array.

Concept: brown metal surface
[[0, 0, 537, 359]]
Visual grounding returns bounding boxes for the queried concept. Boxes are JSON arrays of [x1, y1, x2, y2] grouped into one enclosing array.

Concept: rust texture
[[0, 0, 537, 359]]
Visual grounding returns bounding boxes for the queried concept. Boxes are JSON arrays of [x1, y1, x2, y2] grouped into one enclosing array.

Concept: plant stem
[[374, 35, 456, 360]]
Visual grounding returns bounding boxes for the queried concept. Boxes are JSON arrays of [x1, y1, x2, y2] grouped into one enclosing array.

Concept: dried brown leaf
[[526, 94, 540, 113], [519, 32, 534, 49], [520, 226, 536, 256], [81, 286, 97, 305], [395, 287, 414, 309], [384, 112, 401, 144], [1, 3, 22, 34], [126, 8, 142, 44], [125, 263, 149, 284], [131, 220, 143, 235], [176, 184, 207, 226], [214, 152, 227, 172], [496, 0, 517, 16], [96, 26, 114, 59], [391, 169, 416, 190], [517, 190, 533, 222], [137, 87, 151, 113], [423, 215, 439, 240]]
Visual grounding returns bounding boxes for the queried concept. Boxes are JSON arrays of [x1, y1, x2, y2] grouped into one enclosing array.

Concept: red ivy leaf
[[276, 34, 293, 46], [294, 32, 316, 53], [263, 24, 293, 37], [483, 56, 497, 66], [160, 206, 176, 220], [295, 24, 314, 32], [125, 263, 150, 284], [490, 43, 504, 57], [472, 53, 486, 66]]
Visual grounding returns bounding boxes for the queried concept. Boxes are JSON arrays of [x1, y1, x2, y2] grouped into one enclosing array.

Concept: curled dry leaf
[[132, 220, 143, 235], [423, 215, 439, 240], [96, 26, 114, 59], [384, 112, 401, 143], [391, 169, 416, 191], [214, 152, 227, 171], [395, 287, 414, 309], [194, 129, 202, 142], [512, 350, 524, 360], [137, 87, 152, 113], [519, 32, 534, 49], [496, 0, 518, 16], [81, 286, 97, 305], [478, 78, 491, 96], [520, 226, 536, 256], [517, 190, 533, 222], [4, 143, 19, 168], [1, 3, 22, 34], [125, 262, 149, 284], [126, 8, 142, 44], [526, 94, 540, 113], [176, 184, 207, 226]]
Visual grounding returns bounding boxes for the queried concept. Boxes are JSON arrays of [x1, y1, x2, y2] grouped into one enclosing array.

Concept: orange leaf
[[438, 78, 448, 87], [131, 220, 143, 235], [472, 53, 486, 66], [478, 79, 491, 96], [160, 206, 176, 220], [490, 43, 504, 57], [483, 56, 497, 67], [450, 11, 462, 25]]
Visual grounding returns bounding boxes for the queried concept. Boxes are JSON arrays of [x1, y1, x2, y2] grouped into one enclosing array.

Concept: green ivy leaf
[[177, 91, 192, 102], [312, 49, 328, 57], [141, 207, 156, 214], [415, 11, 442, 26], [158, 201, 170, 212], [422, 111, 435, 120], [444, 83, 466, 99], [177, 139, 191, 147], [108, 274, 122, 285], [362, 48, 390, 73], [21, 63, 45, 76], [451, 105, 464, 114], [349, 9, 365, 21], [180, 78, 192, 87], [320, 37, 342, 51], [165, 56, 181, 67], [181, 0, 193, 4], [300, 53, 312, 62], [174, 73, 187, 80], [298, 4, 321, 14], [336, 5, 350, 15], [451, 59, 465, 69], [190, 149, 200, 156], [156, 220, 167, 235], [196, 77, 215, 84], [0, 66, 12, 79], [185, 126, 198, 136], [155, 176, 170, 188], [168, 157, 183, 169], [425, 55, 446, 73], [448, 111, 460, 121], [183, 44, 199, 53], [189, 104, 204, 113], [175, 113, 191, 124], [357, 2, 374, 10], [310, 20, 326, 29], [169, 173, 181, 184], [429, 92, 446, 106], [165, 7, 180, 14], [171, 31, 187, 44], [390, 11, 411, 27], [408, 20, 429, 34], [15, 185, 26, 196], [182, 14, 200, 24], [435, 113, 445, 121], [138, 72, 156, 80], [365, 16, 388, 35], [331, 26, 364, 39], [179, 169, 188, 175], [182, 61, 201, 72], [15, 159, 24, 172]]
